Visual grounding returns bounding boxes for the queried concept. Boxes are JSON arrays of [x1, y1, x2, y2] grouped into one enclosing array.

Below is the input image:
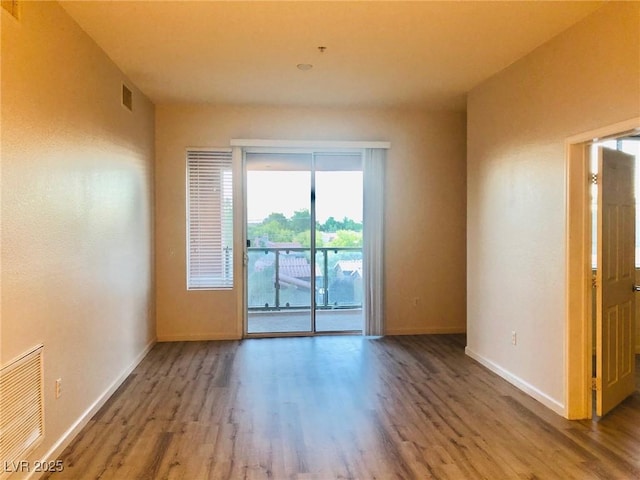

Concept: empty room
[[1, 1, 639, 479]]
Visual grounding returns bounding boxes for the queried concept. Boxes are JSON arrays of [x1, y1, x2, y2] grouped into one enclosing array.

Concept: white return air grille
[[0, 345, 44, 474]]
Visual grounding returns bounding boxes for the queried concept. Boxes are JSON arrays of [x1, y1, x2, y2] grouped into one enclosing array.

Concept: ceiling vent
[[1, 0, 20, 20], [122, 83, 133, 112]]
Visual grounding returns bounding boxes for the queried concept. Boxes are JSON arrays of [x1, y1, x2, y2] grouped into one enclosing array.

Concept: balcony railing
[[247, 247, 362, 311]]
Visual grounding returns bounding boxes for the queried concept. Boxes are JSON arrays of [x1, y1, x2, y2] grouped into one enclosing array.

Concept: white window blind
[[187, 150, 233, 289]]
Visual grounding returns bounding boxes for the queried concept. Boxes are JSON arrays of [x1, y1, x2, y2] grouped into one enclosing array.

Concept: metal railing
[[247, 247, 363, 311]]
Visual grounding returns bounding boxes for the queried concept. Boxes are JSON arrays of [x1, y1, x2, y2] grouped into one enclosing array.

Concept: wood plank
[[44, 336, 640, 479]]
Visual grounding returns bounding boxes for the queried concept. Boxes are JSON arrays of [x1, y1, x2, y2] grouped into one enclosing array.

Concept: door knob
[[633, 285, 640, 292]]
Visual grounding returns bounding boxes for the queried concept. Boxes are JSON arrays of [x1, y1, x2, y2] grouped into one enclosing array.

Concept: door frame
[[242, 148, 318, 337], [565, 117, 640, 419]]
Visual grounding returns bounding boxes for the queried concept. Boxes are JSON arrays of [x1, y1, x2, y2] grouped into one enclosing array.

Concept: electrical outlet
[[511, 331, 517, 346], [55, 378, 62, 398]]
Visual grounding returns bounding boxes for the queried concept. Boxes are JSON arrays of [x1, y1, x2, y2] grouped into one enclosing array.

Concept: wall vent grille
[[0, 346, 44, 476], [1, 1, 20, 20], [122, 84, 133, 111]]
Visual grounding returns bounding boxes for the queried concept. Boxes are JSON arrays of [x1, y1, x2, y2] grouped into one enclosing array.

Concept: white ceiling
[[60, 1, 603, 110]]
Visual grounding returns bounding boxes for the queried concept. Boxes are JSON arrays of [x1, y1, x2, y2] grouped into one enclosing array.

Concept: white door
[[596, 146, 637, 416]]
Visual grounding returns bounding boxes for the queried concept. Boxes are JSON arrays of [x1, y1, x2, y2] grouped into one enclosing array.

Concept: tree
[[248, 211, 362, 246], [293, 230, 324, 248], [328, 230, 362, 247], [341, 216, 362, 232], [321, 216, 340, 232], [248, 218, 294, 245], [320, 216, 362, 233], [290, 209, 311, 233], [264, 212, 290, 230]]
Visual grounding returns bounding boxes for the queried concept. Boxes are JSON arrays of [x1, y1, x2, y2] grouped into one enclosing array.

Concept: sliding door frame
[[233, 140, 389, 338]]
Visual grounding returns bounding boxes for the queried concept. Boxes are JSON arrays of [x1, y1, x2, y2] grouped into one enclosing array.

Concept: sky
[[247, 171, 363, 224]]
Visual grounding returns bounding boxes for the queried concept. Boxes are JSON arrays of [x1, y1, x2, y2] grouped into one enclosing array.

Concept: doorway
[[566, 118, 640, 420], [244, 150, 364, 336], [590, 141, 639, 416]]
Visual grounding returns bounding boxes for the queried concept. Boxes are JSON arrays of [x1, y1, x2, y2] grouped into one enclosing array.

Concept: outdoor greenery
[[247, 209, 363, 309], [248, 209, 363, 247]]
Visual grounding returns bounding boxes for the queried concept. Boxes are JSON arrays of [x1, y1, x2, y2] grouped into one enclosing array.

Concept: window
[[590, 138, 640, 268], [186, 149, 233, 289]]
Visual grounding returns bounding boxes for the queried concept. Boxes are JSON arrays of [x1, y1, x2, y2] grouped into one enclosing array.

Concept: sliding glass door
[[246, 153, 313, 333], [245, 151, 363, 336], [314, 154, 364, 332]]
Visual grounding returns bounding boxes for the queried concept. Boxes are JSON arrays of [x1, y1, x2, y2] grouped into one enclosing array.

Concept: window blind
[[186, 150, 233, 289]]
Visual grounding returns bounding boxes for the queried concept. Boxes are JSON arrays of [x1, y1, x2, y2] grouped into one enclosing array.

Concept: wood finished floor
[[45, 335, 640, 480]]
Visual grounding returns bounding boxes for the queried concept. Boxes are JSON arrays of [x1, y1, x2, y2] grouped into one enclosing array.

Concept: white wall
[[467, 2, 640, 414], [155, 105, 467, 340], [1, 1, 155, 473]]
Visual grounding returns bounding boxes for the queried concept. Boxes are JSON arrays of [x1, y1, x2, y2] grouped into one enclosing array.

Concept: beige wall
[[467, 2, 640, 414], [1, 1, 155, 471], [156, 105, 466, 340]]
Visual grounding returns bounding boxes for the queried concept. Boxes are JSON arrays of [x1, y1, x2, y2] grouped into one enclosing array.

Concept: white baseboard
[[385, 326, 466, 336], [157, 332, 241, 342], [28, 339, 156, 479], [160, 328, 467, 341], [465, 346, 566, 417]]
